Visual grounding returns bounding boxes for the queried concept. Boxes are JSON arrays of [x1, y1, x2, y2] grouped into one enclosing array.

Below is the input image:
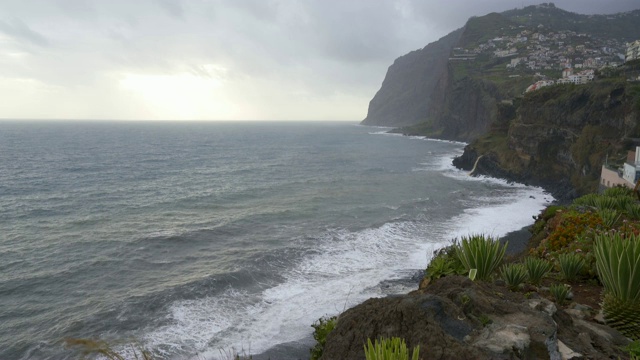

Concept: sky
[[1, 1, 639, 121]]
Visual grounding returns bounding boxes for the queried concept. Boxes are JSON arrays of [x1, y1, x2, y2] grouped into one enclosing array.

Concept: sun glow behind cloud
[[1, 0, 637, 121], [118, 70, 240, 120]]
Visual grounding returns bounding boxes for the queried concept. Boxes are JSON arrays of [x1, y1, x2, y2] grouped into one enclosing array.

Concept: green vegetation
[[363, 337, 419, 360], [424, 244, 466, 282], [524, 257, 552, 285], [460, 13, 517, 48], [500, 263, 528, 290], [625, 340, 640, 360], [466, 76, 640, 196], [549, 284, 570, 305], [456, 234, 507, 281], [310, 316, 338, 360], [595, 233, 640, 339], [478, 313, 492, 327], [502, 5, 640, 42], [558, 253, 585, 282]]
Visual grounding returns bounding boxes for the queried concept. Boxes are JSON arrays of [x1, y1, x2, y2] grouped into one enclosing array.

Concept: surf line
[[469, 155, 484, 176]]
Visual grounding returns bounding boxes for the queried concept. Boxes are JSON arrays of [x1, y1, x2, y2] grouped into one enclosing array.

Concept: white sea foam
[[368, 130, 403, 136], [135, 143, 554, 360]]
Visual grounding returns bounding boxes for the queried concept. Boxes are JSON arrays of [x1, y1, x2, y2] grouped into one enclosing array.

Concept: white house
[[600, 147, 640, 190], [623, 147, 640, 184]]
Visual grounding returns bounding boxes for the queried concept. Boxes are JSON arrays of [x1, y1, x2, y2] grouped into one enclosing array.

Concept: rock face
[[361, 28, 462, 128], [361, 6, 640, 143], [320, 276, 629, 360], [453, 81, 639, 199]]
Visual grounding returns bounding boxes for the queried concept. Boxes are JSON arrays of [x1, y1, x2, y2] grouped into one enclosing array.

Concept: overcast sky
[[1, 1, 638, 121]]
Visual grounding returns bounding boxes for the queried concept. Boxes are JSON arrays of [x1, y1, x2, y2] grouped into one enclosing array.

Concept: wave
[[133, 173, 552, 359]]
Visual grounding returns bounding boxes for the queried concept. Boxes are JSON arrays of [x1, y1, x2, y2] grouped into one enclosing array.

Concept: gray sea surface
[[0, 121, 552, 359]]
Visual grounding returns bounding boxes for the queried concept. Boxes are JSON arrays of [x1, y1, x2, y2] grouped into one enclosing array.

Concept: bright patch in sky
[[119, 72, 229, 120], [0, 0, 637, 120]]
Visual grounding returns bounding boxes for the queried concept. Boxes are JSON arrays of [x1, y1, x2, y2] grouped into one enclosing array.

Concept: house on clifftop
[[600, 147, 640, 190]]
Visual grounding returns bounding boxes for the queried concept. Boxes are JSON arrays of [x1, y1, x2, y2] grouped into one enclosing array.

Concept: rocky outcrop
[[453, 147, 578, 202], [320, 276, 629, 360]]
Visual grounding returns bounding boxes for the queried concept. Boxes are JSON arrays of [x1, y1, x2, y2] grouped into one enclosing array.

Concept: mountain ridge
[[362, 3, 640, 196]]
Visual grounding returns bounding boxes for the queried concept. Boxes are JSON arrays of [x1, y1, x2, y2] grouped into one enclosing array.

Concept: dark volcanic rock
[[454, 146, 577, 203], [320, 276, 629, 360]]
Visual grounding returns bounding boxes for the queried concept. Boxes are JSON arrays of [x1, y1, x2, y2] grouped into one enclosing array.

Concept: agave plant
[[524, 257, 552, 285], [626, 203, 640, 220], [501, 263, 528, 290], [549, 283, 570, 305], [572, 193, 600, 208], [595, 196, 619, 211], [598, 209, 621, 228], [595, 233, 640, 339], [364, 337, 419, 360], [455, 234, 507, 281], [603, 186, 633, 198], [611, 195, 634, 211], [558, 253, 585, 282]]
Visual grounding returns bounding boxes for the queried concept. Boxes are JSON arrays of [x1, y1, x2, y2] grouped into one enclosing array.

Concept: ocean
[[0, 121, 552, 359]]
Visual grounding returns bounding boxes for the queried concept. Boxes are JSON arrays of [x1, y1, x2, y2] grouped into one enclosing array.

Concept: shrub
[[531, 206, 564, 236], [364, 337, 419, 360], [541, 206, 564, 221], [524, 257, 552, 285], [625, 340, 640, 360], [456, 234, 507, 281], [501, 263, 528, 290], [594, 233, 640, 339], [549, 284, 570, 305], [425, 245, 466, 282], [543, 211, 602, 251], [558, 253, 585, 282], [310, 316, 337, 360]]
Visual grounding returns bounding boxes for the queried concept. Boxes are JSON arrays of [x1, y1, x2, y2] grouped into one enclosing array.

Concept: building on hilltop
[[525, 79, 555, 93], [626, 40, 640, 63]]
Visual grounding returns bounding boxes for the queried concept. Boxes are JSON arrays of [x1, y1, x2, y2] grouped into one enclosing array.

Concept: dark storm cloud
[[304, 1, 413, 63], [411, 0, 640, 35]]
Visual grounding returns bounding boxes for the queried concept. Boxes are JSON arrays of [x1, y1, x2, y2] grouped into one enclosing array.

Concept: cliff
[[453, 79, 640, 200], [362, 5, 640, 142], [361, 28, 463, 127]]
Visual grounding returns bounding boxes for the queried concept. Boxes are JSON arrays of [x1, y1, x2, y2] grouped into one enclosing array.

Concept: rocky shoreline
[[452, 145, 578, 204], [315, 155, 634, 359], [320, 275, 628, 360]]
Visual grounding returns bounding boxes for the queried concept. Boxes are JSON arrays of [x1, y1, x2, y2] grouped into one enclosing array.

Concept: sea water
[[0, 121, 552, 359]]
